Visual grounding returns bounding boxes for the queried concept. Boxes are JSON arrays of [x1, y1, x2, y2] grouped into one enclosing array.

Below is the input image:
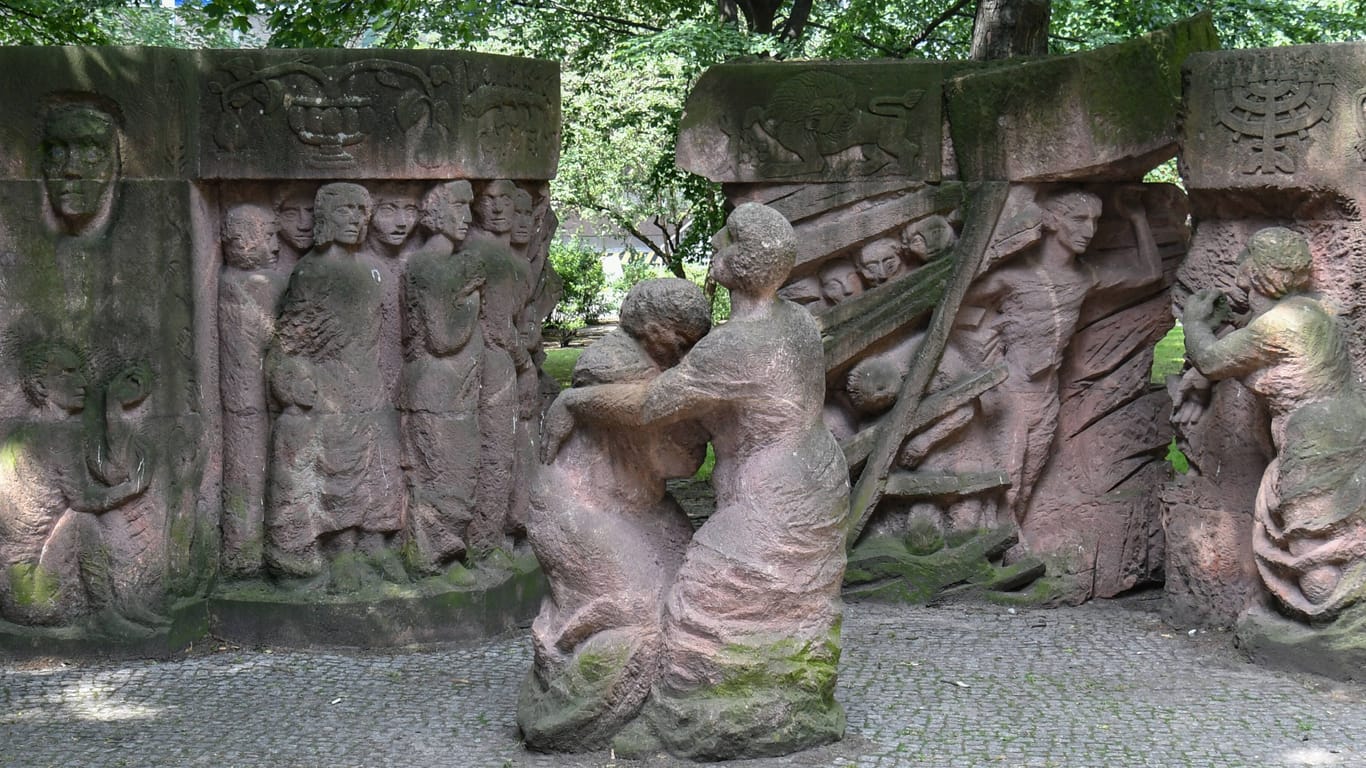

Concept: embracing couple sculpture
[[519, 202, 850, 760]]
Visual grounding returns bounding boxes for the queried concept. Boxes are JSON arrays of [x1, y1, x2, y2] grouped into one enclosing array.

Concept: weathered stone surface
[[528, 205, 848, 760], [677, 62, 943, 183], [946, 14, 1218, 181], [200, 49, 560, 180]]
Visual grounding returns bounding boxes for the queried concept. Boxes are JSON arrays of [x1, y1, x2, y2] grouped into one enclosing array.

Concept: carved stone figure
[[363, 182, 421, 402], [929, 188, 1160, 530], [265, 182, 406, 589], [463, 179, 532, 554], [853, 237, 905, 287], [902, 214, 957, 263], [818, 257, 862, 307], [520, 278, 710, 752], [273, 184, 316, 268], [1183, 227, 1366, 623], [536, 203, 848, 760], [399, 181, 484, 574], [219, 202, 290, 576]]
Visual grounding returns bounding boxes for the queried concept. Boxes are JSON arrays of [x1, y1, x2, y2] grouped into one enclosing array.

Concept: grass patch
[[1151, 322, 1185, 384], [542, 347, 581, 388]]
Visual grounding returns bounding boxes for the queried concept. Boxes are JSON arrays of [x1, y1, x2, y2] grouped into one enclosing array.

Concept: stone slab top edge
[[0, 45, 561, 182], [677, 13, 1218, 185]]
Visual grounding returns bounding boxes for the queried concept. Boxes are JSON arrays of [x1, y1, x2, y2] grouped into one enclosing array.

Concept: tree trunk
[[969, 0, 1050, 60]]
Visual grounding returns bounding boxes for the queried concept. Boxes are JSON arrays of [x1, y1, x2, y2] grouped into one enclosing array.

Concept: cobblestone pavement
[[4, 594, 1366, 768]]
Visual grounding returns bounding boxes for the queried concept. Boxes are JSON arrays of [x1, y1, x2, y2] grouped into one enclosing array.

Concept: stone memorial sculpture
[[464, 179, 533, 554], [398, 180, 484, 575], [520, 278, 711, 752], [219, 202, 291, 576], [364, 182, 421, 401], [818, 257, 863, 308], [265, 182, 407, 589], [529, 203, 848, 760], [273, 184, 316, 269], [1183, 228, 1366, 632], [853, 237, 907, 287]]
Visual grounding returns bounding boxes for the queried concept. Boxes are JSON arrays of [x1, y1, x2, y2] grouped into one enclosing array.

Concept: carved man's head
[[510, 187, 535, 247], [368, 183, 421, 250], [902, 214, 957, 262], [313, 183, 372, 248], [1243, 226, 1313, 299], [846, 356, 902, 416], [710, 202, 797, 297], [854, 238, 905, 287], [221, 203, 278, 270], [819, 258, 863, 305], [419, 180, 474, 243], [620, 278, 712, 369], [1041, 190, 1102, 256], [274, 185, 317, 253], [474, 179, 517, 235], [40, 102, 120, 232]]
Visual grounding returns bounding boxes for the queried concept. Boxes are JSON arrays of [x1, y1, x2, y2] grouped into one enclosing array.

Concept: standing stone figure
[[1183, 227, 1366, 623], [265, 182, 406, 589], [364, 182, 422, 402], [519, 278, 711, 752], [539, 203, 849, 760], [464, 179, 532, 554], [399, 181, 484, 575], [935, 188, 1159, 529], [219, 202, 291, 576]]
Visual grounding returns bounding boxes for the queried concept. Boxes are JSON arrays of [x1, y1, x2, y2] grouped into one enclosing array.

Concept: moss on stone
[[7, 563, 60, 608]]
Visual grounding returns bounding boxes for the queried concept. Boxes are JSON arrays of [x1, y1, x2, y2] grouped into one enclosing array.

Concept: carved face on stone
[[902, 215, 957, 262], [419, 180, 474, 244], [819, 259, 863, 305], [369, 187, 420, 249], [275, 188, 316, 252], [475, 179, 517, 235], [222, 203, 278, 270], [21, 342, 87, 414], [854, 239, 904, 287], [1042, 191, 1102, 256], [313, 183, 372, 248], [41, 105, 118, 230], [510, 188, 534, 247]]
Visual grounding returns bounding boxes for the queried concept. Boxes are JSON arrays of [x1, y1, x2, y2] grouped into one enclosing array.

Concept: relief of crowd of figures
[[218, 177, 561, 590]]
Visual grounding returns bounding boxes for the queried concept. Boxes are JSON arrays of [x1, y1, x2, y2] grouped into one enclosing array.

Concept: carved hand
[[1183, 288, 1227, 326], [539, 395, 575, 465]]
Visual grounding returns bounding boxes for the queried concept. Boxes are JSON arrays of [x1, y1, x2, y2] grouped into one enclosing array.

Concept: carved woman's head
[[620, 278, 712, 369], [39, 100, 121, 234], [709, 202, 796, 297], [1243, 226, 1312, 299], [419, 180, 474, 243], [312, 183, 372, 248]]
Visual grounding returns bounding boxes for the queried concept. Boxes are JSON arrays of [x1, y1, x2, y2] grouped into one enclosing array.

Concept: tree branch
[[511, 0, 663, 35], [903, 0, 975, 52]]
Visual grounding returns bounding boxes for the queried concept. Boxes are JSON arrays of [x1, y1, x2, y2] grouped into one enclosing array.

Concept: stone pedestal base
[[209, 554, 545, 648], [0, 599, 209, 660], [1235, 602, 1366, 681]]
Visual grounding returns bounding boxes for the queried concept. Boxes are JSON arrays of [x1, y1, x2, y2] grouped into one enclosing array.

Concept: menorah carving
[[1215, 76, 1333, 174]]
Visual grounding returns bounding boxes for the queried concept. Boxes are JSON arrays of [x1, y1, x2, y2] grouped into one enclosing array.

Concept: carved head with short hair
[[1243, 226, 1313, 299], [312, 183, 372, 248], [620, 278, 712, 369], [273, 184, 316, 253], [368, 182, 421, 250], [40, 100, 121, 234], [709, 202, 797, 297], [20, 340, 87, 414], [221, 202, 278, 270], [474, 179, 517, 235], [819, 258, 863, 306], [419, 180, 474, 243], [510, 187, 535, 247], [1041, 190, 1102, 256]]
